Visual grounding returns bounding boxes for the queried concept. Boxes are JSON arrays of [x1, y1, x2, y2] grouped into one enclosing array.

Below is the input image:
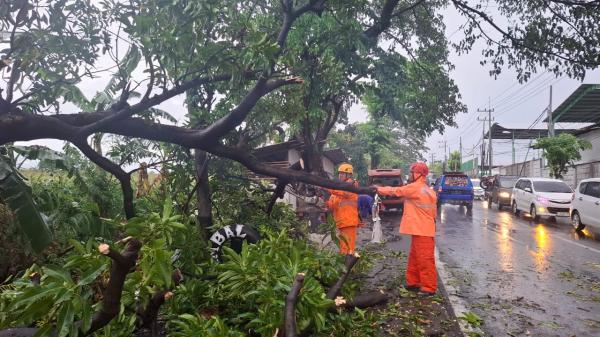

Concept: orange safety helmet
[[338, 163, 354, 175], [410, 161, 429, 177]]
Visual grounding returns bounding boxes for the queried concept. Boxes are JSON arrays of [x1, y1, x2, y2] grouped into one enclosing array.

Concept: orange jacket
[[377, 177, 437, 237], [326, 182, 359, 229]]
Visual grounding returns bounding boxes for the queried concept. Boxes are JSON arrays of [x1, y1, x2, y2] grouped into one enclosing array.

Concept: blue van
[[434, 172, 474, 211]]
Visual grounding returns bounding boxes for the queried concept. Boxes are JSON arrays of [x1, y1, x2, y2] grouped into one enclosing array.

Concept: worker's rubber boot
[[404, 285, 420, 292], [417, 290, 436, 297]]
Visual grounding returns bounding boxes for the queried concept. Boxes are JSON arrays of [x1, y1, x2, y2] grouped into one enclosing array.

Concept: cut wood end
[[354, 252, 361, 258], [164, 291, 174, 301], [298, 272, 306, 277], [98, 243, 110, 255], [116, 236, 134, 244], [290, 76, 304, 84], [272, 328, 279, 337], [334, 296, 347, 306]]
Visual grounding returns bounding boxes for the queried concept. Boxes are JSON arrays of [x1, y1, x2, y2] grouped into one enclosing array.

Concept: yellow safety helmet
[[338, 163, 354, 175]]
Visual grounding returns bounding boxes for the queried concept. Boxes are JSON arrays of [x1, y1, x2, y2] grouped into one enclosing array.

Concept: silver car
[[471, 178, 485, 200]]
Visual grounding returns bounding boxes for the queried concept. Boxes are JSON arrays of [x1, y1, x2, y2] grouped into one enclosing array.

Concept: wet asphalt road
[[435, 200, 600, 337]]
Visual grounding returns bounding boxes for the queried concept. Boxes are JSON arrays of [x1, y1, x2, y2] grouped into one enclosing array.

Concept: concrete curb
[[435, 248, 485, 337]]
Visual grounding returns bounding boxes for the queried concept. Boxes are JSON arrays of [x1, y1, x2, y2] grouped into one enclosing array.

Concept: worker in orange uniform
[[374, 162, 438, 296], [325, 163, 360, 255]]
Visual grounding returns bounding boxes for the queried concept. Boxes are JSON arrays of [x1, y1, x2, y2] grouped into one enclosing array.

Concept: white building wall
[[575, 129, 600, 165], [322, 157, 334, 177], [288, 149, 301, 166]]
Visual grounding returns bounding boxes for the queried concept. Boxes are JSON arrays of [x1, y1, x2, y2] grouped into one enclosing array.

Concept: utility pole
[[478, 98, 495, 175], [512, 130, 516, 165], [548, 86, 554, 137], [459, 136, 463, 169], [438, 140, 447, 172], [473, 145, 477, 177]]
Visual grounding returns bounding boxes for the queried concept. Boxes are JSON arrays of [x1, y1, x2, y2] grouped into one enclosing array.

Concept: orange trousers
[[406, 235, 437, 293], [338, 226, 357, 254]]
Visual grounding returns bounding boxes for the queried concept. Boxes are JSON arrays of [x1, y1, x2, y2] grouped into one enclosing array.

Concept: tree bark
[[0, 113, 376, 195], [282, 273, 305, 337], [194, 150, 212, 239]]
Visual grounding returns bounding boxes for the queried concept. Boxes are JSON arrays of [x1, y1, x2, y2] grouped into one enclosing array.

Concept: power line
[[494, 76, 564, 117], [492, 73, 555, 108], [489, 72, 550, 107]]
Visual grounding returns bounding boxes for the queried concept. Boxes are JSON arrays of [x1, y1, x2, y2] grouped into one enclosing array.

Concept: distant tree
[[329, 118, 427, 184], [447, 151, 462, 172], [429, 161, 443, 178], [533, 134, 592, 179]]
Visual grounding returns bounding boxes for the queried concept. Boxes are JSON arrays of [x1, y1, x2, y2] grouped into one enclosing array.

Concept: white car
[[471, 178, 485, 200], [511, 178, 573, 220], [571, 178, 600, 231]]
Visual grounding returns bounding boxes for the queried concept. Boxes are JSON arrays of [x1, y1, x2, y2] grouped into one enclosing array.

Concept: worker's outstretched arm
[[325, 188, 355, 199], [376, 185, 418, 198], [377, 186, 405, 197]]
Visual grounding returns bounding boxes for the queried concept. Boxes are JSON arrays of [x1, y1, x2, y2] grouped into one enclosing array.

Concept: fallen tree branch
[[282, 273, 305, 337], [91, 239, 142, 334], [74, 140, 136, 219], [0, 114, 375, 196], [326, 253, 360, 300], [334, 291, 388, 310], [0, 240, 142, 337], [136, 269, 183, 330]]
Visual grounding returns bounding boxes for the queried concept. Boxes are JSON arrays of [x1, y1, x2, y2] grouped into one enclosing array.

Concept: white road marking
[[553, 235, 600, 254]]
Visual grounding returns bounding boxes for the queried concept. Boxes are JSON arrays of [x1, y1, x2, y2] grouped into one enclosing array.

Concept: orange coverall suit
[[326, 187, 359, 254], [377, 177, 438, 293]]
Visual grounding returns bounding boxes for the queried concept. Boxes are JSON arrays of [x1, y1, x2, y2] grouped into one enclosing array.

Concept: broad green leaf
[[42, 266, 73, 284], [56, 302, 75, 337], [0, 156, 52, 252], [77, 263, 107, 286]]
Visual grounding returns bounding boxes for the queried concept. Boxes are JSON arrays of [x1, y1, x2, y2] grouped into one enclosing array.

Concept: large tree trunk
[[195, 150, 212, 239], [301, 138, 327, 177], [370, 152, 381, 169]]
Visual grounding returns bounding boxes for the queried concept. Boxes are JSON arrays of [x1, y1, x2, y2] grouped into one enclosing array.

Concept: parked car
[[369, 169, 404, 211], [511, 178, 573, 221], [434, 172, 474, 211], [571, 178, 600, 231], [482, 175, 520, 210], [470, 178, 485, 200]]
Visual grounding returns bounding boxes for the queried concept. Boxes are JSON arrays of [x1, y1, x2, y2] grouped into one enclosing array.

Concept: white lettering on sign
[[235, 224, 247, 238], [210, 231, 226, 246], [224, 226, 235, 239], [210, 225, 256, 261]]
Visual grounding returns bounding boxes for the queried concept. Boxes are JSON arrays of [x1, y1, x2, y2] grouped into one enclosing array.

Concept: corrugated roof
[[484, 123, 576, 140], [544, 84, 600, 123]]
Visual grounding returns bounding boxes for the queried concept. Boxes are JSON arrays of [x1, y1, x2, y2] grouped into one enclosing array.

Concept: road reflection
[[532, 224, 552, 276], [571, 227, 599, 241], [497, 212, 513, 272]]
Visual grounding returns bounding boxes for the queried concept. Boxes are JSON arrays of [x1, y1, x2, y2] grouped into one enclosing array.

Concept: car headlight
[[537, 196, 549, 205], [499, 191, 510, 198]]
